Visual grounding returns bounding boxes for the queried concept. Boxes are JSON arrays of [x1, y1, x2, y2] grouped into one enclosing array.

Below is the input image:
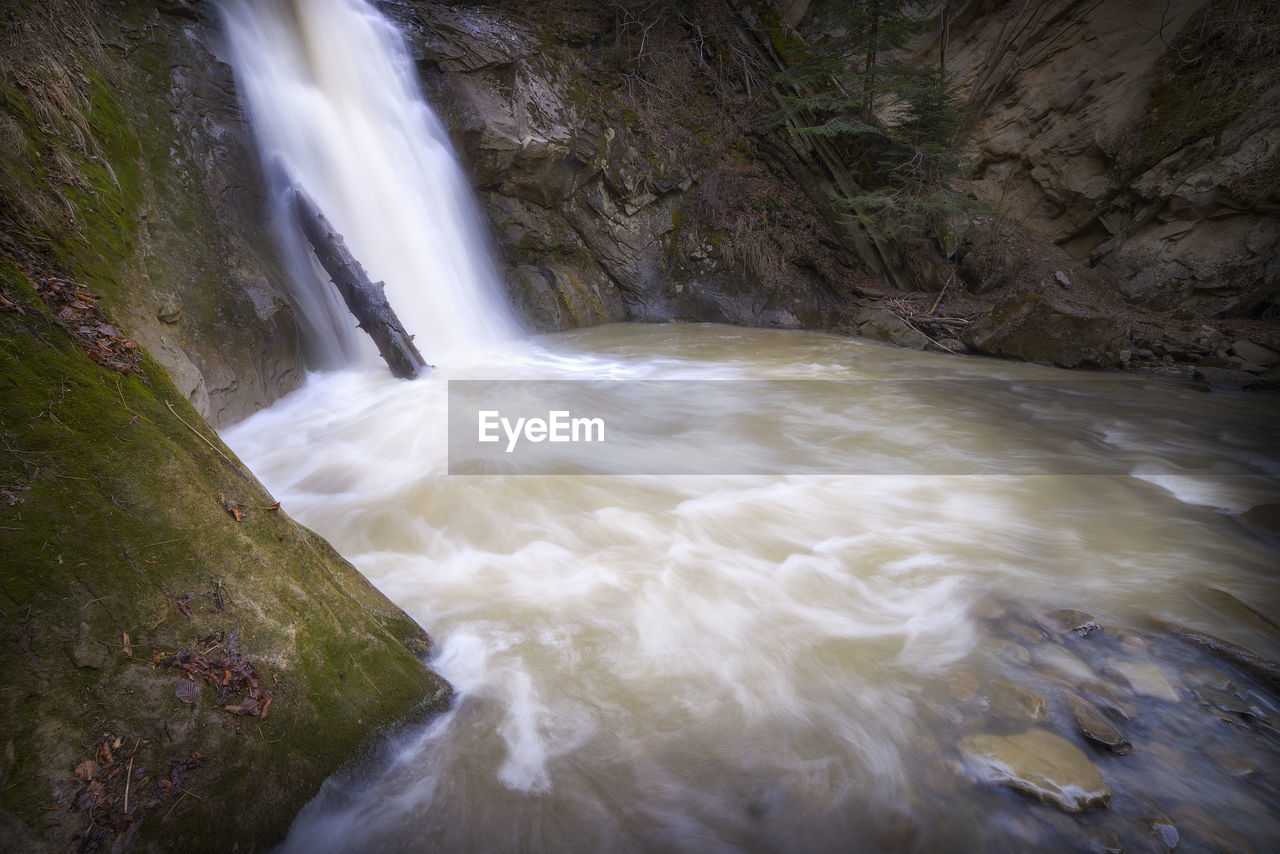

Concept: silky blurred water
[[216, 2, 1280, 849], [224, 323, 1280, 853], [219, 0, 519, 368]]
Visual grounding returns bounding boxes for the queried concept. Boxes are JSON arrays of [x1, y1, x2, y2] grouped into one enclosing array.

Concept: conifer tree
[[772, 1, 966, 250]]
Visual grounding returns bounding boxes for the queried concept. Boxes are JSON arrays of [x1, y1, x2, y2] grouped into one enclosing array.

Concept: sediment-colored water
[[225, 323, 1280, 853]]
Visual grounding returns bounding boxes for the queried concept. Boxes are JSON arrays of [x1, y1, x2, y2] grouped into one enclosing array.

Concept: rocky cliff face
[[386, 1, 867, 334], [389, 0, 1277, 378], [932, 0, 1279, 319], [1, 0, 301, 425]]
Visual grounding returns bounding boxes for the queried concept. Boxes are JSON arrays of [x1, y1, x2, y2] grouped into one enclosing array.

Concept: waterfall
[[218, 0, 519, 368]]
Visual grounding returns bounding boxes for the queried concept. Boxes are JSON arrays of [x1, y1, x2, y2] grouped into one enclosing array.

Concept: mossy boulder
[[0, 260, 451, 851], [962, 293, 1131, 368]]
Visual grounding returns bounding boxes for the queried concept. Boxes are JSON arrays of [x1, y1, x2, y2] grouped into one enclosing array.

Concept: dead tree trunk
[[291, 187, 429, 379]]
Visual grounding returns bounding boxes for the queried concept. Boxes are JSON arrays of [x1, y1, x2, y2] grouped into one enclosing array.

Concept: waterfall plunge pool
[[223, 323, 1280, 853]]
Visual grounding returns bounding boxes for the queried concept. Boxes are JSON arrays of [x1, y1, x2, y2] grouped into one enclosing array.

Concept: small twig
[[233, 500, 281, 511], [162, 790, 189, 823], [94, 640, 138, 649], [141, 537, 187, 551], [904, 317, 962, 354], [123, 739, 138, 815], [164, 400, 239, 470], [929, 270, 955, 314], [114, 377, 138, 418], [349, 653, 384, 697]]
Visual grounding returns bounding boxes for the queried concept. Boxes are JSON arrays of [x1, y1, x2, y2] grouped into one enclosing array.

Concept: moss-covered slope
[[1, 0, 302, 426], [0, 259, 451, 850]]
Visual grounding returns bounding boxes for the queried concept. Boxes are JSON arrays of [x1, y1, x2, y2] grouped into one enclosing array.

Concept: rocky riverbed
[[926, 583, 1280, 852]]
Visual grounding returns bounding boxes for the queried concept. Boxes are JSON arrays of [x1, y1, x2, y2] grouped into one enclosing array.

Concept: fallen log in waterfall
[[291, 187, 429, 379]]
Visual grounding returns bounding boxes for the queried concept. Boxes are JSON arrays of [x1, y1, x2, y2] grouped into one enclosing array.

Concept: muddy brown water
[[224, 324, 1280, 853]]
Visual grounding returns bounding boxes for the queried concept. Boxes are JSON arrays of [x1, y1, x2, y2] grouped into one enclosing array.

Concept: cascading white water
[[219, 0, 519, 367], [215, 2, 1280, 851], [224, 325, 1280, 853]]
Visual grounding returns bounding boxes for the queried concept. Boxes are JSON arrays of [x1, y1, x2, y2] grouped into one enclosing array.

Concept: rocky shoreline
[[925, 577, 1280, 851]]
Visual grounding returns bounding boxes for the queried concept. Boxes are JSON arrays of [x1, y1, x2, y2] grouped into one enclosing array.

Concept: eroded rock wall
[[930, 0, 1279, 317], [1, 0, 301, 425], [388, 1, 866, 333]]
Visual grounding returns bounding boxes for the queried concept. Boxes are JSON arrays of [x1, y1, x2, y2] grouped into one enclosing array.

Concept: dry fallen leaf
[[175, 680, 200, 705], [218, 493, 244, 522], [74, 760, 97, 781], [122, 631, 132, 658]]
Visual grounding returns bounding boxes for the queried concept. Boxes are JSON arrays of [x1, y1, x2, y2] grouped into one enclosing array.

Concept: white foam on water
[[213, 2, 1280, 848], [220, 323, 1280, 852], [219, 0, 519, 366]]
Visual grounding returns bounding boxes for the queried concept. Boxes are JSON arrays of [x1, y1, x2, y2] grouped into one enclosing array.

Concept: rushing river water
[[223, 324, 1280, 853], [216, 1, 1280, 849]]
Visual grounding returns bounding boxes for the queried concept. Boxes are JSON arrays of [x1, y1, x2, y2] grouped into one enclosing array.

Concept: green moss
[[2, 1, 304, 426], [1132, 73, 1250, 174], [1127, 2, 1278, 176], [0, 260, 450, 851], [53, 72, 144, 292]]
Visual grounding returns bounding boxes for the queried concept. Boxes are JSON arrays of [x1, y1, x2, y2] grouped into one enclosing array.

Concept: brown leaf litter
[[51, 735, 207, 853], [1, 238, 142, 375], [158, 628, 274, 719]]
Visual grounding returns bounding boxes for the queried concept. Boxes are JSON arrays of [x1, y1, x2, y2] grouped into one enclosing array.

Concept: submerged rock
[[991, 639, 1033, 666], [1008, 621, 1048, 644], [1031, 643, 1098, 684], [1079, 681, 1137, 722], [960, 293, 1130, 368], [1067, 695, 1132, 754], [1143, 816, 1180, 852], [1105, 660, 1181, 702], [958, 729, 1111, 812], [1151, 618, 1280, 693], [985, 680, 1049, 723], [1206, 743, 1258, 778], [1046, 609, 1103, 638], [1081, 827, 1123, 854], [1195, 685, 1271, 725], [948, 672, 980, 702]]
